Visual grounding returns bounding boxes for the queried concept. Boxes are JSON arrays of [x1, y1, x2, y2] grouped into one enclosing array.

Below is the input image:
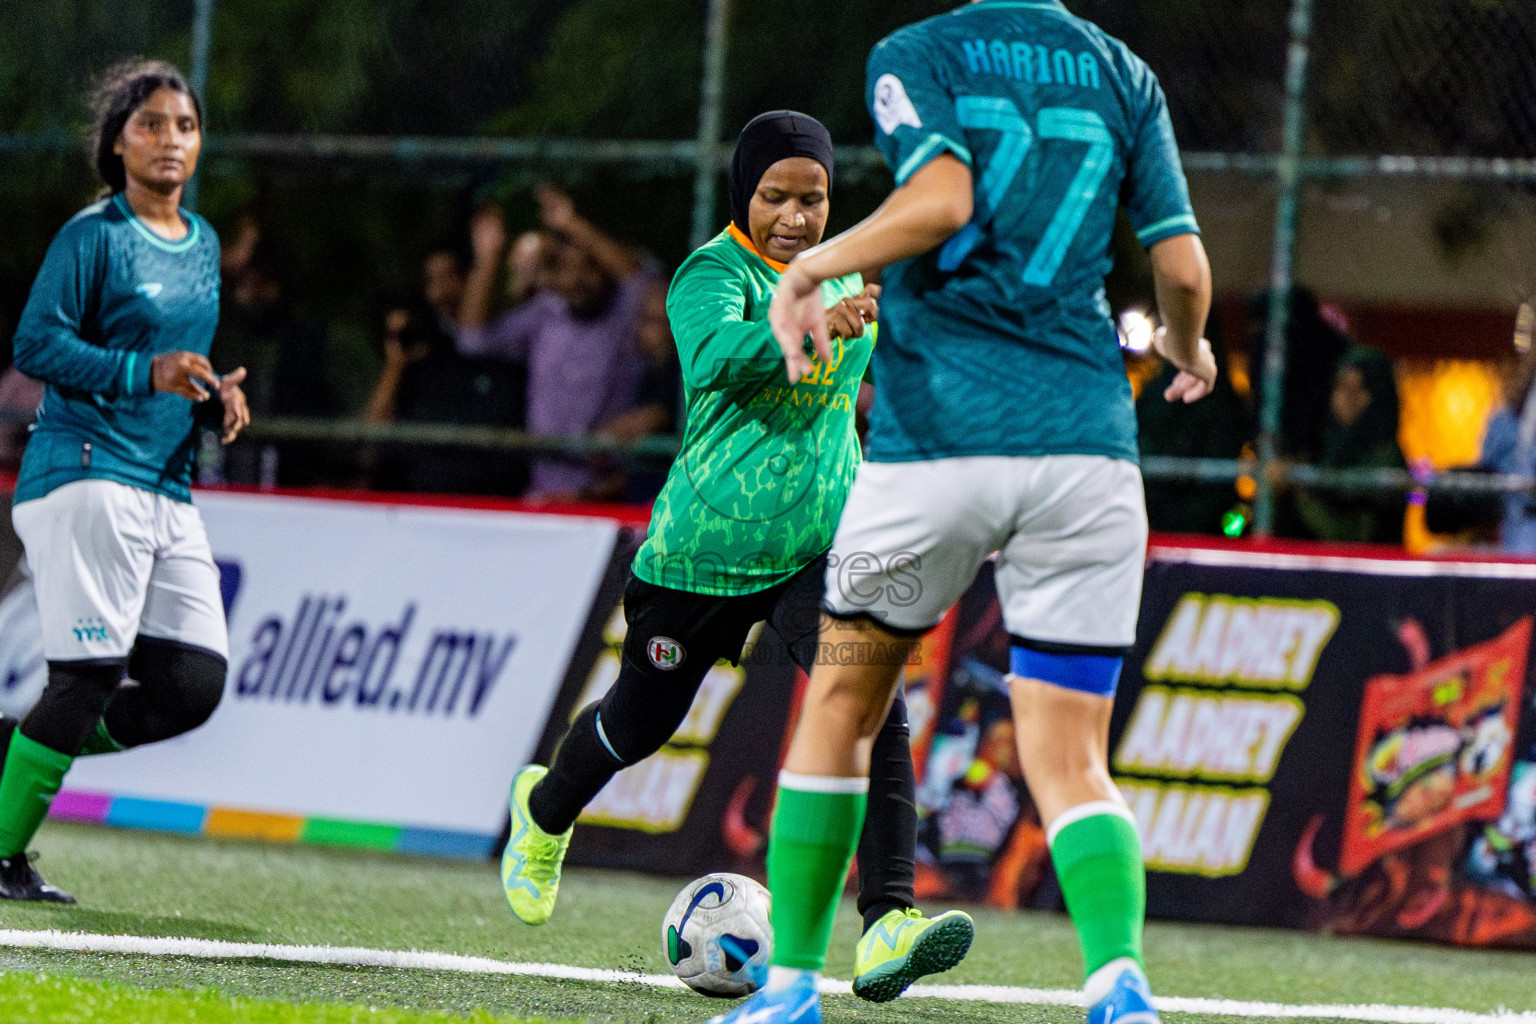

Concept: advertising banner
[[900, 541, 1536, 949], [558, 536, 1536, 950], [1341, 619, 1529, 877], [9, 477, 1536, 947], [0, 491, 620, 858]]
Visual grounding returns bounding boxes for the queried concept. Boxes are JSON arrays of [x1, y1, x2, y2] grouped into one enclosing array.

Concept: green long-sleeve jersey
[[634, 226, 872, 596]]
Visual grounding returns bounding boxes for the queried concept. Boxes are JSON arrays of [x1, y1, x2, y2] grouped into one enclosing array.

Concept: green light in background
[[1222, 505, 1251, 538]]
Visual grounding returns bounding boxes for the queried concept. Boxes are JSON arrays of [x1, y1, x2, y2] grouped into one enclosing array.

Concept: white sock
[[765, 966, 817, 993], [1084, 956, 1143, 1005]]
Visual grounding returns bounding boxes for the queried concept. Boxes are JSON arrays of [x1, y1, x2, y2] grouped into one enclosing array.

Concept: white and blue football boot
[[705, 970, 820, 1024], [1085, 957, 1160, 1024]]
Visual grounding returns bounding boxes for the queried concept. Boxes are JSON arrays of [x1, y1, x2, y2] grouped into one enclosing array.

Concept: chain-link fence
[[1, 0, 1534, 541]]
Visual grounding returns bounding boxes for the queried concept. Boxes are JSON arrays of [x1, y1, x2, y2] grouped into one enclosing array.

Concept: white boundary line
[[0, 929, 1532, 1024]]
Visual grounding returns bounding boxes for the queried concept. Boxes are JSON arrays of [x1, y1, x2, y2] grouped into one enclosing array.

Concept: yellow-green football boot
[[852, 907, 975, 1003], [500, 765, 572, 925]]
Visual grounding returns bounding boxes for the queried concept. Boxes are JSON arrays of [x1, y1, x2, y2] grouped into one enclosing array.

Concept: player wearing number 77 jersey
[[706, 4, 1217, 1024]]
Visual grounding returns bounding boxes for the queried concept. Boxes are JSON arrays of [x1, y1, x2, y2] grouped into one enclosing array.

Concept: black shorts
[[620, 553, 827, 681]]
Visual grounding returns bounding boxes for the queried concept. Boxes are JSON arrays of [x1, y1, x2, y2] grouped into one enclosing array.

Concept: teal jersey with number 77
[[863, 0, 1199, 464]]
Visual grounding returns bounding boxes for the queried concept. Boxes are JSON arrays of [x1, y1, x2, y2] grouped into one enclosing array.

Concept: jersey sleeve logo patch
[[873, 74, 923, 135], [648, 636, 685, 671]]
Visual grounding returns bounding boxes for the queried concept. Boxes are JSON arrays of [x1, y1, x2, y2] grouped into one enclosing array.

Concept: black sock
[[527, 703, 625, 835], [528, 605, 716, 835], [857, 693, 918, 933], [862, 900, 911, 934]]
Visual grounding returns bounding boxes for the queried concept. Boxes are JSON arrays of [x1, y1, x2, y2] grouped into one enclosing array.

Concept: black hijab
[[728, 110, 835, 238], [1322, 346, 1403, 469]]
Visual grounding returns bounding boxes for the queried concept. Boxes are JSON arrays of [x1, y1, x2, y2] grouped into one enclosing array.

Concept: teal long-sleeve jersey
[[13, 194, 221, 504], [863, 0, 1200, 465]]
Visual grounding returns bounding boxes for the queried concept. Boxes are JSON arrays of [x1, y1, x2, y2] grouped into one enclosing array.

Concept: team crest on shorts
[[648, 636, 685, 671]]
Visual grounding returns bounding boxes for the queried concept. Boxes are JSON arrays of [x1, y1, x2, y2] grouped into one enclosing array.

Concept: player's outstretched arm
[[1149, 233, 1217, 404], [769, 156, 972, 383]]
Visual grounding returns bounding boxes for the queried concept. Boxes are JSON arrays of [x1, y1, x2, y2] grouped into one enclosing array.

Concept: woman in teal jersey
[[503, 111, 974, 1003], [0, 60, 248, 902], [732, 5, 1220, 1024]]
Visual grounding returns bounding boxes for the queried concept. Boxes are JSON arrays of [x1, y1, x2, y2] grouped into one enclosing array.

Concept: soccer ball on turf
[[662, 872, 772, 997]]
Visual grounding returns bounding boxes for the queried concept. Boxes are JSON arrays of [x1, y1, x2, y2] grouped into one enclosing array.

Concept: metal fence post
[[184, 0, 216, 212], [1253, 0, 1315, 535], [689, 0, 732, 251]]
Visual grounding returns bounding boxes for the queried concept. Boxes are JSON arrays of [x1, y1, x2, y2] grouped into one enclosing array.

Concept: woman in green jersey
[[502, 111, 973, 1003]]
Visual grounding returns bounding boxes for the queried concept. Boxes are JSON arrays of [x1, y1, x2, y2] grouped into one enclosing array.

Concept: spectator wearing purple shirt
[[457, 186, 648, 499]]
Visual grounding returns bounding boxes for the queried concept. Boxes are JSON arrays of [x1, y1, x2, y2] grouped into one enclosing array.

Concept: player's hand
[[152, 351, 222, 401], [217, 366, 251, 444], [826, 285, 881, 341], [1154, 330, 1218, 404], [770, 265, 833, 385]]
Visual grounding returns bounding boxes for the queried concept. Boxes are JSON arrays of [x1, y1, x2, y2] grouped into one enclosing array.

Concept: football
[[661, 872, 773, 997]]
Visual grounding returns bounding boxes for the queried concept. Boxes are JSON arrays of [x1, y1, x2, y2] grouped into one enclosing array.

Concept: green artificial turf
[[0, 968, 563, 1024], [0, 822, 1529, 1024]]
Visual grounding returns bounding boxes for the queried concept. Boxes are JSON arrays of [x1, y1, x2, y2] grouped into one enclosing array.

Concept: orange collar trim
[[727, 223, 789, 274]]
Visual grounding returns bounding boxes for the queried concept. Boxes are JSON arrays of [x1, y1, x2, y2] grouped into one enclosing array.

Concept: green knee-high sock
[[766, 773, 869, 971], [0, 733, 75, 857], [76, 720, 125, 756], [1049, 803, 1146, 979]]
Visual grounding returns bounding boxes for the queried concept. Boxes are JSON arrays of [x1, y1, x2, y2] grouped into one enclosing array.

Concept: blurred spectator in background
[[459, 213, 551, 331], [423, 244, 469, 338], [457, 184, 648, 500], [1136, 319, 1250, 534], [214, 213, 341, 486], [1245, 287, 1351, 462], [353, 242, 468, 459], [1278, 346, 1407, 544], [366, 303, 454, 426], [365, 301, 526, 496], [593, 280, 681, 501], [1475, 324, 1536, 552], [505, 230, 552, 306]]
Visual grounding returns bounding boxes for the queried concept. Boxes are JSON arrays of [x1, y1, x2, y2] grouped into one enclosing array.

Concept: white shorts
[[823, 455, 1147, 651], [12, 480, 229, 663]]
